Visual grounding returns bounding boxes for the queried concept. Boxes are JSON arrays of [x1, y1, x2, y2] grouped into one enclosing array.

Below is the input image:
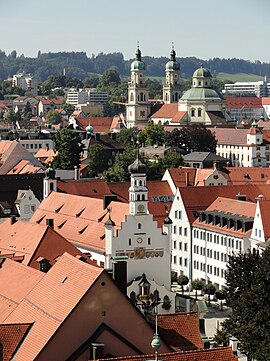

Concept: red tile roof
[[212, 127, 249, 145], [76, 117, 114, 132], [57, 178, 112, 198], [3, 253, 103, 360], [93, 347, 238, 361], [0, 219, 95, 269], [165, 168, 197, 188], [178, 184, 270, 223], [30, 192, 129, 252], [158, 312, 203, 350], [0, 323, 32, 361], [258, 200, 270, 238], [151, 104, 178, 118], [226, 97, 262, 109], [39, 97, 63, 105]]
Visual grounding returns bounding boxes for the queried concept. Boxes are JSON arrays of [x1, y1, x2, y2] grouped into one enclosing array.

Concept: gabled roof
[[0, 219, 93, 269], [30, 192, 129, 252], [183, 152, 227, 163], [3, 253, 103, 360], [0, 323, 32, 361], [258, 200, 270, 238], [76, 117, 114, 132], [7, 159, 43, 174], [34, 148, 58, 164], [39, 97, 63, 105], [206, 196, 255, 218], [178, 184, 270, 223], [158, 312, 203, 350], [226, 97, 263, 109], [57, 178, 112, 198], [151, 104, 178, 118], [164, 168, 197, 188], [212, 128, 249, 145], [94, 347, 238, 361]]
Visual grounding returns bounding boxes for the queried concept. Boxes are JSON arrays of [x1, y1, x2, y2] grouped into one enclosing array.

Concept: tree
[[203, 283, 216, 305], [171, 270, 178, 283], [52, 129, 83, 170], [178, 124, 217, 154], [63, 103, 75, 116], [141, 122, 166, 146], [88, 144, 109, 177], [191, 278, 205, 300], [215, 289, 227, 311], [46, 109, 62, 125], [23, 101, 33, 120], [116, 128, 139, 149], [177, 274, 189, 294], [221, 248, 269, 361], [103, 148, 137, 182]]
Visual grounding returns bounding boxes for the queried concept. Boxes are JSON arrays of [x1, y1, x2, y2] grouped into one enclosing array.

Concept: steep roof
[[7, 159, 43, 174], [178, 184, 270, 223], [258, 200, 270, 238], [0, 323, 32, 361], [3, 253, 103, 360], [226, 97, 263, 109], [94, 347, 238, 361], [57, 178, 112, 198], [30, 192, 129, 252], [76, 117, 114, 133], [39, 97, 63, 105], [0, 219, 92, 269], [158, 312, 203, 350], [151, 104, 178, 118], [212, 127, 249, 145], [165, 168, 197, 188], [206, 196, 255, 218]]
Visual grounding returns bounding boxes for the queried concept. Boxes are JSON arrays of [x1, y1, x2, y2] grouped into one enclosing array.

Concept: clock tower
[[128, 151, 148, 216], [163, 44, 181, 104]]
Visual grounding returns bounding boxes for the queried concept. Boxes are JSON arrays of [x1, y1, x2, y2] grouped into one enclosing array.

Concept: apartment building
[[12, 72, 38, 96], [223, 78, 269, 98]]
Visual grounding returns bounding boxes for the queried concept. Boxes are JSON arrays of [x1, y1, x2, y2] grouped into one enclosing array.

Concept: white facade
[[125, 47, 150, 128], [223, 78, 269, 98], [66, 89, 88, 106], [12, 73, 38, 96], [15, 189, 40, 221], [19, 138, 53, 155], [170, 189, 192, 279]]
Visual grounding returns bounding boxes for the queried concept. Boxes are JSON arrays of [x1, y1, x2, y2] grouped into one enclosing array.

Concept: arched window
[[140, 92, 144, 101], [139, 180, 142, 186], [130, 291, 137, 304], [142, 194, 145, 201], [153, 289, 160, 303], [191, 108, 195, 117], [138, 223, 142, 229], [137, 194, 140, 201], [198, 109, 202, 117], [130, 93, 134, 101]]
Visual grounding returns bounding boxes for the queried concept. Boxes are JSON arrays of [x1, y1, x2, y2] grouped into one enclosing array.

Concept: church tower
[[43, 165, 57, 199], [128, 150, 148, 216], [125, 44, 150, 128], [163, 44, 181, 104]]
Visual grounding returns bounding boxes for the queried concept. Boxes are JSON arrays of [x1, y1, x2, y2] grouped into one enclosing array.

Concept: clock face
[[138, 204, 145, 212], [137, 237, 143, 244]]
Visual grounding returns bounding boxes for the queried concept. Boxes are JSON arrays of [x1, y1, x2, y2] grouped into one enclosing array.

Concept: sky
[[0, 0, 270, 62]]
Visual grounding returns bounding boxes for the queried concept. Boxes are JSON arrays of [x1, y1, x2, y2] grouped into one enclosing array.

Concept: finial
[[137, 41, 140, 50], [200, 62, 203, 68], [136, 42, 141, 61], [172, 41, 174, 51]]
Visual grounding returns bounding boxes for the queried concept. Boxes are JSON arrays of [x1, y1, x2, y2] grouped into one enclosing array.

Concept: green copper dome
[[193, 66, 212, 78], [131, 46, 145, 71], [181, 87, 224, 101]]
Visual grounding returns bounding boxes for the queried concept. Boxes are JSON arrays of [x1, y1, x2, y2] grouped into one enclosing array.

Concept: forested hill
[[1, 50, 269, 82]]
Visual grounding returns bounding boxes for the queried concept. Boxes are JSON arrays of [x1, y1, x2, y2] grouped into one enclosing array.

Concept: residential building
[[66, 89, 88, 105], [225, 97, 266, 122], [214, 123, 270, 167], [182, 152, 229, 169], [38, 97, 63, 116], [222, 78, 269, 98], [12, 72, 38, 96], [192, 197, 255, 288]]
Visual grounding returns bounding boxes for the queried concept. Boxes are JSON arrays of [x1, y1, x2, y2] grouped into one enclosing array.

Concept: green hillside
[[216, 72, 264, 82]]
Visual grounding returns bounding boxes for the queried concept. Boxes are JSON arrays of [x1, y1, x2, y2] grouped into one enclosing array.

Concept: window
[[174, 225, 177, 234], [198, 109, 202, 117], [138, 223, 142, 229], [129, 238, 132, 246], [175, 210, 178, 218], [184, 243, 187, 252], [179, 257, 182, 266], [173, 256, 177, 264], [174, 241, 176, 249], [259, 230, 262, 238], [184, 228, 187, 236], [179, 227, 182, 235], [179, 211, 182, 219], [179, 242, 182, 250], [191, 109, 195, 117], [184, 258, 188, 267]]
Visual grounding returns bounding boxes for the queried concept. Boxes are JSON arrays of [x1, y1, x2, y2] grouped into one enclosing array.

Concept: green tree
[[177, 274, 189, 294], [178, 124, 217, 154], [204, 283, 216, 305], [6, 110, 16, 124], [63, 102, 75, 116], [141, 122, 166, 146], [215, 289, 227, 311], [88, 144, 109, 177], [46, 109, 62, 125], [116, 127, 140, 148], [191, 278, 205, 300], [52, 128, 83, 170], [23, 101, 33, 120], [171, 270, 178, 283], [103, 148, 137, 182], [221, 248, 267, 361]]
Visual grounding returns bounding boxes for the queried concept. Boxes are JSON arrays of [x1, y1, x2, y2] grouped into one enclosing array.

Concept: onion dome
[[86, 122, 94, 135], [166, 48, 180, 71], [45, 164, 56, 179], [131, 46, 145, 71], [128, 157, 148, 174]]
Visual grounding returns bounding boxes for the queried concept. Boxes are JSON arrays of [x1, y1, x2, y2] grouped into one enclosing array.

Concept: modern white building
[[66, 89, 88, 106], [223, 78, 269, 98], [12, 73, 38, 96]]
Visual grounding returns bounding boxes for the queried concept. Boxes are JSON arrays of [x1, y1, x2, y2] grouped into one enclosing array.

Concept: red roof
[[259, 200, 270, 238], [57, 178, 112, 198], [226, 97, 262, 109], [166, 168, 197, 188], [152, 104, 178, 118], [39, 97, 63, 105], [0, 323, 32, 361], [212, 128, 249, 145], [76, 117, 114, 132], [158, 312, 203, 350], [93, 347, 238, 361]]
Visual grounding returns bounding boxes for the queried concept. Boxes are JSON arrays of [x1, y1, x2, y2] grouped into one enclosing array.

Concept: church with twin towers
[[125, 44, 228, 128]]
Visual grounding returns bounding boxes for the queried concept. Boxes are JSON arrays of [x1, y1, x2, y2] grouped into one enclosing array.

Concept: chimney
[[74, 165, 80, 180], [112, 261, 127, 295], [10, 216, 17, 225], [236, 193, 246, 201], [46, 218, 54, 229], [103, 195, 117, 210], [186, 172, 189, 186], [91, 343, 104, 360]]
